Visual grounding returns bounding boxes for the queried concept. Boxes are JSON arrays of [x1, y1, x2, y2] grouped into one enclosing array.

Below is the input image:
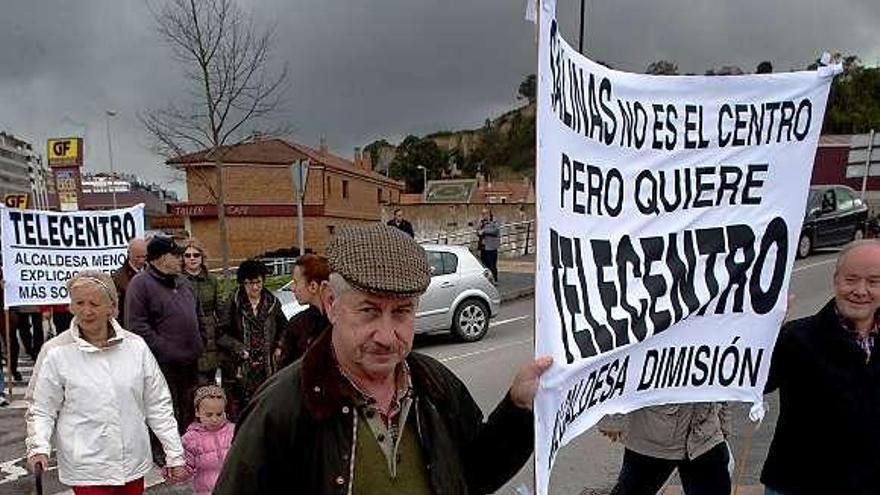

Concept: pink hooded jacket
[[182, 420, 235, 495]]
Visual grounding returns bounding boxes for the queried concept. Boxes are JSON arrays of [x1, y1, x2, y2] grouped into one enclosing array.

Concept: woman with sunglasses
[[182, 239, 225, 386]]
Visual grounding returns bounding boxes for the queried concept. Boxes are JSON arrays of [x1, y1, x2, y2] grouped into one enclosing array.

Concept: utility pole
[[860, 129, 876, 200], [105, 110, 118, 208]]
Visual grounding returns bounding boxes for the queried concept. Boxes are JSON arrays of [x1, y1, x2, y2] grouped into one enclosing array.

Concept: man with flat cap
[[126, 235, 204, 463], [215, 224, 552, 495]]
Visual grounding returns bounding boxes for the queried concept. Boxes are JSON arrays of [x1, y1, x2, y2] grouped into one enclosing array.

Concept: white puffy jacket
[[25, 319, 185, 486]]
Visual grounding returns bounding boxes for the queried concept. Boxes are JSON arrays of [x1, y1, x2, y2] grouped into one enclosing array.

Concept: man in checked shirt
[[762, 240, 880, 495]]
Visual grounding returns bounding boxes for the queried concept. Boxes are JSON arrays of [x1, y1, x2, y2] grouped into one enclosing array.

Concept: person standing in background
[[477, 209, 500, 282], [386, 208, 415, 237]]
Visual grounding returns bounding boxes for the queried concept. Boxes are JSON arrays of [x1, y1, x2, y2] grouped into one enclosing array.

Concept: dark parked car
[[798, 185, 868, 258]]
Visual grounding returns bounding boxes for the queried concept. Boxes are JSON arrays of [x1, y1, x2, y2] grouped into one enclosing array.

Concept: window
[[836, 188, 855, 211], [377, 188, 383, 203], [342, 180, 349, 199], [326, 177, 332, 196], [427, 251, 458, 276], [441, 252, 458, 274], [427, 251, 443, 276]]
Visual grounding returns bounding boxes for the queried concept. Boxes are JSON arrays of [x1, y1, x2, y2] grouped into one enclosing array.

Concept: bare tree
[[142, 0, 288, 276]]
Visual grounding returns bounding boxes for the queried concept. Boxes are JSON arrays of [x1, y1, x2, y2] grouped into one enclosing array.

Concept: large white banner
[[533, 1, 839, 493], [1, 205, 145, 307]]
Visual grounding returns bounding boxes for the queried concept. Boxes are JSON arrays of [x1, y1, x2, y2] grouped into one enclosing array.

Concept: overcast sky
[[1, 0, 878, 197]]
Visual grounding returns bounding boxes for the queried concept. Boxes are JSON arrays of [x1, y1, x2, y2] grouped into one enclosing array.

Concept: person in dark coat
[[386, 208, 415, 237], [214, 225, 552, 495], [126, 235, 204, 464], [762, 240, 880, 495], [112, 237, 147, 325], [217, 259, 288, 407], [477, 209, 500, 282], [277, 254, 330, 368]]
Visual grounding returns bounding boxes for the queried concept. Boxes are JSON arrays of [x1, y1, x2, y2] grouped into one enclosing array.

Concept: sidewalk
[[497, 254, 535, 303]]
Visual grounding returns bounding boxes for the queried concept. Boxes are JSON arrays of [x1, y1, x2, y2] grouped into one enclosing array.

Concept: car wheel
[[853, 228, 865, 242], [452, 299, 489, 342], [797, 233, 812, 259]]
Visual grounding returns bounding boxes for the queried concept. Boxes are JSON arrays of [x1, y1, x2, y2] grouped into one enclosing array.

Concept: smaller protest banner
[[0, 204, 145, 307]]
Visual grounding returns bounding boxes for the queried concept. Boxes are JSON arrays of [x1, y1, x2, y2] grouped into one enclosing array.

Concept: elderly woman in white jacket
[[25, 270, 186, 494]]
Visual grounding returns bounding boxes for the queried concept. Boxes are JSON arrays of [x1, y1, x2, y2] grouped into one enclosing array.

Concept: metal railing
[[417, 219, 535, 257], [206, 220, 536, 279]]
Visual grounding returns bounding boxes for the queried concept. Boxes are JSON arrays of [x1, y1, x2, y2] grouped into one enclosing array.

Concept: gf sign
[[47, 138, 84, 167], [3, 194, 29, 209]]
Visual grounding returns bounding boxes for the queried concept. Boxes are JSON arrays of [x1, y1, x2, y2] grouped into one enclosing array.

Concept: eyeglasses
[[183, 253, 202, 259]]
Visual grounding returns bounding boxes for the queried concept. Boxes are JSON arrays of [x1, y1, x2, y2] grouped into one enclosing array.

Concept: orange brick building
[[167, 138, 404, 265]]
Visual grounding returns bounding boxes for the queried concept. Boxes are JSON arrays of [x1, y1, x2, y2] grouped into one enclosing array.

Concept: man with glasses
[[126, 235, 204, 466]]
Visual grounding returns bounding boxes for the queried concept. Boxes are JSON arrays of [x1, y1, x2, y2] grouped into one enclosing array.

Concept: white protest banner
[[1, 204, 145, 307], [533, 1, 840, 493]]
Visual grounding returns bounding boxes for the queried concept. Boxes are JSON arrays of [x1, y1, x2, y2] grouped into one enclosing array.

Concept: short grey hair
[[835, 239, 880, 275], [327, 273, 355, 298], [67, 269, 118, 307]]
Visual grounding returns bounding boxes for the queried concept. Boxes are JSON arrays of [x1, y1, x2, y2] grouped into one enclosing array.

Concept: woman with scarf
[[218, 259, 288, 407]]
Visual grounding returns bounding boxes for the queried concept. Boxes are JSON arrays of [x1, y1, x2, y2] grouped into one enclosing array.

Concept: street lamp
[[417, 165, 427, 197], [105, 110, 118, 208]]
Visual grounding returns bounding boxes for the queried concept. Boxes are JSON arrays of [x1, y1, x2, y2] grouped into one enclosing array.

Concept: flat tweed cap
[[326, 224, 431, 297]]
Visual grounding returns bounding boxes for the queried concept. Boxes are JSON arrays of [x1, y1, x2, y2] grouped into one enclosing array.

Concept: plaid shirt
[[836, 308, 879, 363], [336, 353, 415, 478]]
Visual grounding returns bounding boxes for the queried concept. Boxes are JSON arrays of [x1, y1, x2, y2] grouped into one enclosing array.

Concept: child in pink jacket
[[179, 385, 235, 495]]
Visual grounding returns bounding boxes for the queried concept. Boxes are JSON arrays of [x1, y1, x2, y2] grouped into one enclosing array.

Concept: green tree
[[387, 136, 448, 193], [364, 139, 392, 172], [518, 74, 536, 103], [823, 56, 880, 134], [469, 112, 536, 179]]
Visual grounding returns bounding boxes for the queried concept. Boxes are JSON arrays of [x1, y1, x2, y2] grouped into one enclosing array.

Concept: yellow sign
[[3, 193, 29, 209], [47, 138, 83, 167]]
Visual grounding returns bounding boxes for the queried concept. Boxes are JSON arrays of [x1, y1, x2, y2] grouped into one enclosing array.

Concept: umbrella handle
[[34, 463, 43, 495]]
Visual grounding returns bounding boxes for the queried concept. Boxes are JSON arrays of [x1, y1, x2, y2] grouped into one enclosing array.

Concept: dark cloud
[[0, 0, 877, 195]]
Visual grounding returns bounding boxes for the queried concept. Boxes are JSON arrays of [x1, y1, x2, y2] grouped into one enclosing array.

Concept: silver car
[[418, 244, 500, 341], [273, 244, 500, 342]]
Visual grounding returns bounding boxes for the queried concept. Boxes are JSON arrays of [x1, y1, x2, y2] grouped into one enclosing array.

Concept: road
[[0, 250, 840, 494]]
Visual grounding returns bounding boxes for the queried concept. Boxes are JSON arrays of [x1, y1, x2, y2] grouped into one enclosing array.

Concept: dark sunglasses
[[183, 252, 202, 259]]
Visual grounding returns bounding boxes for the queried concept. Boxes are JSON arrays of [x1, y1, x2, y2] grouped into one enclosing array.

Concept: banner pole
[[732, 421, 756, 495], [4, 310, 12, 397], [578, 0, 586, 54], [533, 2, 542, 494]]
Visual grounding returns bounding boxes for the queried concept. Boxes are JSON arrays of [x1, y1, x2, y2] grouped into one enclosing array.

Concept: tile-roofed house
[[167, 137, 404, 264]]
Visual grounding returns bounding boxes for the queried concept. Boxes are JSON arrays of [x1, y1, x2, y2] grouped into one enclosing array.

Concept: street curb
[[501, 287, 535, 304]]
